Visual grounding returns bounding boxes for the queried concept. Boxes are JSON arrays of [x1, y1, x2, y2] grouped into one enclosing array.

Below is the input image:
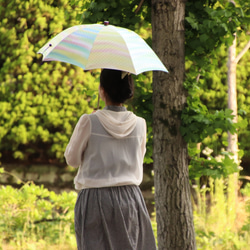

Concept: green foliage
[[0, 180, 77, 248], [184, 0, 250, 164], [193, 177, 250, 250], [241, 183, 250, 234], [188, 147, 238, 180], [181, 77, 245, 178], [198, 31, 250, 160], [0, 0, 100, 163], [181, 95, 236, 143], [241, 183, 250, 197], [73, 0, 151, 30], [182, 0, 250, 180], [185, 0, 248, 68], [1, 0, 250, 180]]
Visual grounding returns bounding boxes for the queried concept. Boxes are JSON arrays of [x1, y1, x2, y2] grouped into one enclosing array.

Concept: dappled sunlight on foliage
[[0, 0, 100, 164]]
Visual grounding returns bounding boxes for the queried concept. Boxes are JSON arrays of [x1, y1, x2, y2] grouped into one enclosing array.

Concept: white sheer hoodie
[[64, 107, 147, 190]]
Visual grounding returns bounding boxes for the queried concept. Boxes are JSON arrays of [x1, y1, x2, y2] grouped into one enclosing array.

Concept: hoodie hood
[[95, 109, 137, 139]]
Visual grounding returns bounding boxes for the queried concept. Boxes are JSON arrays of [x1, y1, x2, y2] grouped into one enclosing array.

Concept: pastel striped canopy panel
[[38, 23, 168, 75]]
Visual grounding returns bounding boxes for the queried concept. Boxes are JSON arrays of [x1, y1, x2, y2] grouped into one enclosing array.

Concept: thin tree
[[227, 36, 250, 163], [227, 33, 250, 214]]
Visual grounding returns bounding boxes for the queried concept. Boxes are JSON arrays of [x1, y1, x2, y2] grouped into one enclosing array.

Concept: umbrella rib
[[115, 29, 137, 74]]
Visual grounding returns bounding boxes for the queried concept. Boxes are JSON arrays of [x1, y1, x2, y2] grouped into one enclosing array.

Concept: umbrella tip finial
[[104, 21, 109, 26]]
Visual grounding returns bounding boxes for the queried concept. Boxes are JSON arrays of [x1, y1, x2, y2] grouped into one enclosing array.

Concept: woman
[[64, 69, 157, 250]]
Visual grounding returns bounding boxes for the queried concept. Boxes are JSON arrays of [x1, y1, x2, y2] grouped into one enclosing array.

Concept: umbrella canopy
[[38, 23, 168, 75]]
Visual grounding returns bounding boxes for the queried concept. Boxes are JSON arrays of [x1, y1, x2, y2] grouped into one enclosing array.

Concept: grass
[[192, 177, 250, 250]]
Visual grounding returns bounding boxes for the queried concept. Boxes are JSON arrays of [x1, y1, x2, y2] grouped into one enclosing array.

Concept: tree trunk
[[151, 1, 196, 249], [227, 34, 238, 164], [227, 34, 239, 212]]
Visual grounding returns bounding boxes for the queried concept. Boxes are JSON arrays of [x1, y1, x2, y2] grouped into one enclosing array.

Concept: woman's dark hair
[[100, 69, 134, 104]]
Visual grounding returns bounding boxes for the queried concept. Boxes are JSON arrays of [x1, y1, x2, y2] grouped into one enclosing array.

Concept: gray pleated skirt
[[74, 185, 157, 250]]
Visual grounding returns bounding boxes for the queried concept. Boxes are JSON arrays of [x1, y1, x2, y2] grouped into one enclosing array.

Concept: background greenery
[[1, 0, 250, 249], [1, 0, 250, 172], [0, 0, 100, 164]]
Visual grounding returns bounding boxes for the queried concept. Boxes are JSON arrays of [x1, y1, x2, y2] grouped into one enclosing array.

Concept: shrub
[[0, 167, 77, 249], [0, 0, 99, 164]]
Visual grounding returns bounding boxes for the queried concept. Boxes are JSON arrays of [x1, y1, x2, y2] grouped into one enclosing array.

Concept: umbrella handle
[[97, 93, 100, 110]]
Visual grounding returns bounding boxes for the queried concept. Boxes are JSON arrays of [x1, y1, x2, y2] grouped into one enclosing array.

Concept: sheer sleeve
[[141, 119, 147, 159], [64, 114, 91, 168]]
